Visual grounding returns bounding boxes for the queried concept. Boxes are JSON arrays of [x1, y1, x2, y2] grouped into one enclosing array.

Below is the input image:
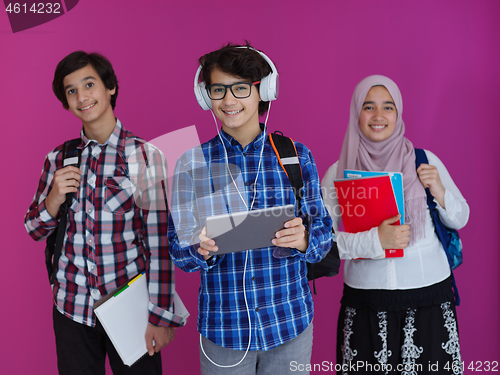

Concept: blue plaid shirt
[[168, 128, 332, 351]]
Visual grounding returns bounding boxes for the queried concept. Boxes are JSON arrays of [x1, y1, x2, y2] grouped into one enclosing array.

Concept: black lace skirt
[[336, 277, 463, 374]]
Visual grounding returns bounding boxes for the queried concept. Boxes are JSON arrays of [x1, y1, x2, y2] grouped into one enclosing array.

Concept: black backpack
[[45, 138, 81, 284], [269, 131, 340, 294]]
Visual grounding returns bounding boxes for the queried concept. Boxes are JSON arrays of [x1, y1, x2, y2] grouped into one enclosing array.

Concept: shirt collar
[[78, 119, 126, 150], [218, 123, 267, 150]]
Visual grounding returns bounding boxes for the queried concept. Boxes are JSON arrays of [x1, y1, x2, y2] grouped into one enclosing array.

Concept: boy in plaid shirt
[[25, 51, 185, 374]]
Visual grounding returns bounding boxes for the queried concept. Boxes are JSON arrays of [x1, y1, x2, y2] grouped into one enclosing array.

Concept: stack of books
[[334, 170, 405, 258]]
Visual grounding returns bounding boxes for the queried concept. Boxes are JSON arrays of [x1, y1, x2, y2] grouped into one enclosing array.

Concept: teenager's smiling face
[[63, 64, 116, 127], [210, 69, 261, 135], [359, 85, 398, 142]]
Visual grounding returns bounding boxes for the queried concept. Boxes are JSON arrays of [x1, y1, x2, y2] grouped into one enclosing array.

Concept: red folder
[[334, 175, 404, 258]]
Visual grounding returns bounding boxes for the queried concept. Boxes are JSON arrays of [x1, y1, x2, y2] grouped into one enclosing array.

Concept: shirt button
[[252, 277, 256, 281], [88, 208, 93, 214], [90, 265, 95, 271], [243, 152, 247, 157], [255, 307, 259, 312], [88, 238, 93, 244], [89, 179, 94, 184], [92, 289, 98, 295]]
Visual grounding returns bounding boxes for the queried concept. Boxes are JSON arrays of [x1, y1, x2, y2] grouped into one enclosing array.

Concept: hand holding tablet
[[198, 227, 218, 260], [272, 216, 309, 253], [198, 205, 305, 258]]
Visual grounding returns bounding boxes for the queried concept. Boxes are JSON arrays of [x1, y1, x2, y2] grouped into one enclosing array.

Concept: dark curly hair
[[198, 41, 274, 116], [52, 51, 119, 110]]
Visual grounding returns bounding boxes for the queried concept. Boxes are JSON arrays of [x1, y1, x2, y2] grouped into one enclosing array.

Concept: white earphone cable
[[199, 250, 251, 368]]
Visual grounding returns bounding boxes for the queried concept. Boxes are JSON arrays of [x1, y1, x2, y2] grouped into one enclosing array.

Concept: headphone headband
[[194, 46, 279, 111]]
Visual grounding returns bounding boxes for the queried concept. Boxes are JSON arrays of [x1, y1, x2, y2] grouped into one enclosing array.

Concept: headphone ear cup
[[258, 72, 278, 102], [195, 81, 212, 110], [259, 76, 270, 102]]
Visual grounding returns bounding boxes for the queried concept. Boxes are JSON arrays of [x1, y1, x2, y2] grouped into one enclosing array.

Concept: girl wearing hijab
[[321, 75, 469, 374]]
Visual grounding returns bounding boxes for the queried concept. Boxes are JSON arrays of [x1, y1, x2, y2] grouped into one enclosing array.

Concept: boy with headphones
[[168, 43, 333, 374], [24, 51, 186, 374]]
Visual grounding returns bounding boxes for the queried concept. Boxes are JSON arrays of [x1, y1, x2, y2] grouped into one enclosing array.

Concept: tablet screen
[[205, 204, 295, 254]]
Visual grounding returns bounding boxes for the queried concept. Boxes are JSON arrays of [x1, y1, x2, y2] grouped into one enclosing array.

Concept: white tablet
[[205, 204, 295, 254]]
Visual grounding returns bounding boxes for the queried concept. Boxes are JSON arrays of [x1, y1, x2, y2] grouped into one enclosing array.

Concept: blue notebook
[[344, 170, 404, 225]]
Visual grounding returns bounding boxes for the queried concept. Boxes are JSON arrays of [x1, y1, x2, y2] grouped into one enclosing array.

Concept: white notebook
[[93, 272, 189, 366]]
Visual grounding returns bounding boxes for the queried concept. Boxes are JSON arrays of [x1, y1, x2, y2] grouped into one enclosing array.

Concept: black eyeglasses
[[206, 81, 261, 100]]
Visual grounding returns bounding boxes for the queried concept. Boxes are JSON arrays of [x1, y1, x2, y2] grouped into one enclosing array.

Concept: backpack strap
[[269, 131, 333, 294], [269, 131, 303, 194], [414, 147, 460, 306], [414, 148, 438, 210], [49, 138, 82, 284]]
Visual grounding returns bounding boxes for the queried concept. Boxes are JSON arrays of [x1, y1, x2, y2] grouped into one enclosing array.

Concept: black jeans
[[53, 306, 162, 375]]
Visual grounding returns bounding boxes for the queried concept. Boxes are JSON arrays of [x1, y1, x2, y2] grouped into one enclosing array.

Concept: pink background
[[1, 0, 499, 373]]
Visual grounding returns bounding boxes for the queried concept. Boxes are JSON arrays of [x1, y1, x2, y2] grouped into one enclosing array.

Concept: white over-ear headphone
[[194, 46, 279, 111]]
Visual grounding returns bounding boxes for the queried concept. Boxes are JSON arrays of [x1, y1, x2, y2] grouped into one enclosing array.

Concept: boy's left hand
[[417, 163, 446, 208], [272, 217, 308, 253], [145, 324, 175, 356]]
